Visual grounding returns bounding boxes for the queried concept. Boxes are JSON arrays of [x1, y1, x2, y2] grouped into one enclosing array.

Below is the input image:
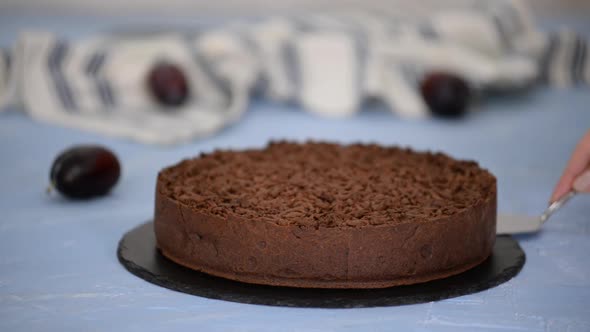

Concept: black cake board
[[118, 221, 525, 308]]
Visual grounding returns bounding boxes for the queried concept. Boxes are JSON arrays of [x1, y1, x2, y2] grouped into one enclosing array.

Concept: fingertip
[[549, 192, 558, 204], [550, 180, 570, 204]]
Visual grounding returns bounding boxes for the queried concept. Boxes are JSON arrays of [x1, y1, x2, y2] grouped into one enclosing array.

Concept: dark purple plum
[[147, 62, 190, 108], [420, 72, 471, 118], [50, 145, 120, 199]]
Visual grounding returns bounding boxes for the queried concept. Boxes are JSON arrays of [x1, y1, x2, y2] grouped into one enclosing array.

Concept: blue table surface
[[1, 13, 590, 332]]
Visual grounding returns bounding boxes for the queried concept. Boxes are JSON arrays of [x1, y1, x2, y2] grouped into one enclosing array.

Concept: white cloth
[[0, 0, 587, 144]]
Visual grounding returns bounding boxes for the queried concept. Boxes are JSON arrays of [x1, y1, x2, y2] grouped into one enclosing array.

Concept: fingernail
[[573, 170, 590, 192]]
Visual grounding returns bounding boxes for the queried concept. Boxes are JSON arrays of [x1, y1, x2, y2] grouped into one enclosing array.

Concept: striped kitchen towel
[[0, 0, 587, 144]]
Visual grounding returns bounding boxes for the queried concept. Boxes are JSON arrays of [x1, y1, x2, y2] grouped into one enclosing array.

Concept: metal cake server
[[496, 191, 577, 235]]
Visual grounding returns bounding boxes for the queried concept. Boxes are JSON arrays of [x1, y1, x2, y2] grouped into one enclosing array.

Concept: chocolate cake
[[154, 141, 497, 289]]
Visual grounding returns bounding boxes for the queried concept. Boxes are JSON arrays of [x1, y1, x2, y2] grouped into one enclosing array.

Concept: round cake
[[154, 141, 497, 289]]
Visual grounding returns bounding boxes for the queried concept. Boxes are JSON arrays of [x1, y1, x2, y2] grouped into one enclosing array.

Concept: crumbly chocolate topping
[[158, 141, 495, 228]]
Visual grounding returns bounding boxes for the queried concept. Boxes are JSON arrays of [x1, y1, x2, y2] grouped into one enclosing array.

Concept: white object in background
[[430, 9, 504, 58], [294, 32, 359, 117]]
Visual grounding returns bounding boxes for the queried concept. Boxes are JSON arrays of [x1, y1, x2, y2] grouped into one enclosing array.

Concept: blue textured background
[[0, 13, 589, 332]]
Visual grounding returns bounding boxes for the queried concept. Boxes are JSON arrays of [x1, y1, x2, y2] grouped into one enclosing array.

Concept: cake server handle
[[539, 191, 576, 225]]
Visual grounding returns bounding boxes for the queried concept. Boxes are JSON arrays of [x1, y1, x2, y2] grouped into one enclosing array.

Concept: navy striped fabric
[[539, 31, 589, 85], [282, 42, 301, 98], [85, 52, 116, 108], [572, 35, 587, 85], [193, 53, 232, 105], [40, 14, 588, 121], [1, 1, 587, 144], [2, 49, 10, 72], [47, 42, 77, 111], [418, 22, 439, 40], [539, 34, 558, 84]]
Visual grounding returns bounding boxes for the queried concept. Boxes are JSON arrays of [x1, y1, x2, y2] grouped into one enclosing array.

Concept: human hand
[[550, 129, 590, 203]]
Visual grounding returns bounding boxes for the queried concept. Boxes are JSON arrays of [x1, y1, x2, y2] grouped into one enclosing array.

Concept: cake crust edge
[[154, 181, 496, 289]]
